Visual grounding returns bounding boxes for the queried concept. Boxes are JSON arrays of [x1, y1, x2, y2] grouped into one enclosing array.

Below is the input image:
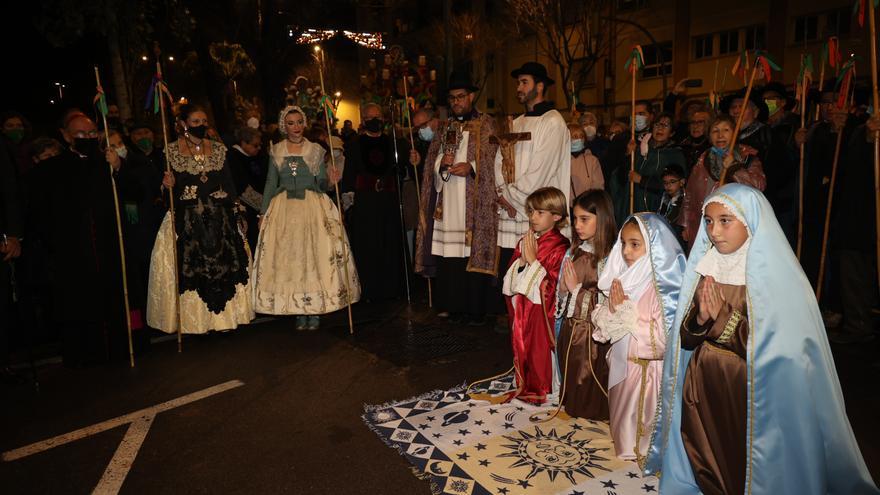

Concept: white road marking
[[92, 415, 155, 495], [2, 379, 243, 461], [2, 379, 245, 494]]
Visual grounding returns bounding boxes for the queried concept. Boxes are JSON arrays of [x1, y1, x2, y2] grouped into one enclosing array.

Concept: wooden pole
[[402, 75, 433, 308], [797, 64, 807, 260], [869, 0, 880, 291], [156, 62, 184, 351], [814, 62, 826, 123], [720, 64, 758, 184], [94, 67, 135, 368], [816, 127, 845, 301], [316, 46, 355, 335], [629, 67, 636, 215]]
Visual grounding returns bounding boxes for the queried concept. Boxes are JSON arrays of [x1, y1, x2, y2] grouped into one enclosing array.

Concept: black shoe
[[448, 313, 465, 324], [467, 315, 488, 326]]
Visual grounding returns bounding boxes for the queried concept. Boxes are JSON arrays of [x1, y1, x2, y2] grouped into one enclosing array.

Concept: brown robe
[[557, 249, 610, 420], [680, 278, 750, 495]]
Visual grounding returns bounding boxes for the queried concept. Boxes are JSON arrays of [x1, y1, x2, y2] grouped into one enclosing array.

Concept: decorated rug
[[363, 376, 659, 495]]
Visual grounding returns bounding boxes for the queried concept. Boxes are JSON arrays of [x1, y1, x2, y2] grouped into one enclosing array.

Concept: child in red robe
[[502, 187, 570, 404]]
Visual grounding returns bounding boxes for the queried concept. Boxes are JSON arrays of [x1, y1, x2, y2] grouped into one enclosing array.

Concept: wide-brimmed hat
[[720, 88, 769, 122], [510, 62, 555, 86], [447, 71, 479, 93]]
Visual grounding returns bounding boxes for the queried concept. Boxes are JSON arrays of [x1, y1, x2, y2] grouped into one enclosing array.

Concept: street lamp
[[54, 82, 64, 100], [142, 55, 148, 62], [168, 56, 175, 62]]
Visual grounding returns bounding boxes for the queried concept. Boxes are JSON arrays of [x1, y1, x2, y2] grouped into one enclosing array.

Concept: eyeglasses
[[73, 130, 99, 138], [653, 122, 671, 129], [447, 93, 469, 103]]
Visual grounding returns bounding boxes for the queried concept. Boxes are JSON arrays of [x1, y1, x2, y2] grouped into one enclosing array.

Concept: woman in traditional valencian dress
[[147, 105, 254, 334], [252, 106, 360, 331]]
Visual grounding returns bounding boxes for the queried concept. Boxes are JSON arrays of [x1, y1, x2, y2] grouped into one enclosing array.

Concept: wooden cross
[[490, 115, 531, 184]]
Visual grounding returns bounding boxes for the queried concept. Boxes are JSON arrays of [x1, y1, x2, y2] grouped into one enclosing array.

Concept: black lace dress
[[167, 140, 249, 314]]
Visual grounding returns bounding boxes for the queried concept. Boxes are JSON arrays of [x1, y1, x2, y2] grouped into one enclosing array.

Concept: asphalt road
[[1, 301, 878, 494]]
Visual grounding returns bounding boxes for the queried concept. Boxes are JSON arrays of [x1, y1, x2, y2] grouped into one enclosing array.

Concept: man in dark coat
[[30, 113, 130, 366], [0, 138, 22, 377], [342, 103, 404, 301]]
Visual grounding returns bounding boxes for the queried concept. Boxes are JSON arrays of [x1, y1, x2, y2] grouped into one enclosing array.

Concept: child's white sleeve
[[503, 259, 547, 304], [591, 299, 638, 344]]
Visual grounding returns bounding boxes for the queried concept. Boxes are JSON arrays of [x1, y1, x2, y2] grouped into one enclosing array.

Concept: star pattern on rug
[[364, 376, 658, 495]]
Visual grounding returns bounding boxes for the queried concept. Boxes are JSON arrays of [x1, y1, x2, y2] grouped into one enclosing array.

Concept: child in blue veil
[[646, 184, 877, 494]]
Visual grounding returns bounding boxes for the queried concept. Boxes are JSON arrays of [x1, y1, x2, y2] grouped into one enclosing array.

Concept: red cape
[[505, 228, 569, 404]]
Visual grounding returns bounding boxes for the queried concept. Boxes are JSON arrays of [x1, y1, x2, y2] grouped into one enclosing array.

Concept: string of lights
[[291, 28, 385, 50]]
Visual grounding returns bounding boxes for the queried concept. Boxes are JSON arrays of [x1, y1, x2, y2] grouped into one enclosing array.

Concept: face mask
[[418, 126, 434, 142], [583, 125, 597, 139], [246, 117, 260, 129], [4, 129, 24, 144], [187, 125, 208, 139], [764, 99, 779, 116], [634, 115, 649, 132], [570, 139, 585, 153], [136, 138, 153, 152], [365, 118, 383, 133], [332, 149, 344, 162], [115, 146, 128, 159], [106, 117, 121, 129], [74, 137, 99, 156], [710, 146, 727, 157]]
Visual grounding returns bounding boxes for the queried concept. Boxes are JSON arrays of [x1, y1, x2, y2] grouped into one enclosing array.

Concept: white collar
[[695, 239, 749, 285]]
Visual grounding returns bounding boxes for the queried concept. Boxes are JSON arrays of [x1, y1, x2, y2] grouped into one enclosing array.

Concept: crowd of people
[[0, 58, 879, 491]]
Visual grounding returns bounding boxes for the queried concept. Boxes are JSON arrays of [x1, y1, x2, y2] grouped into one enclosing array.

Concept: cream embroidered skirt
[[146, 213, 255, 334], [252, 190, 360, 315]]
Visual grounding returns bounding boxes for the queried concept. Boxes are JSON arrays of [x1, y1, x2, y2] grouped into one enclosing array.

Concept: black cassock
[[342, 134, 403, 301], [30, 147, 136, 364]]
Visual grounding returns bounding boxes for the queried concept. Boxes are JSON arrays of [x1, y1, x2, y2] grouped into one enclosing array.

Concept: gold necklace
[[185, 138, 209, 183]]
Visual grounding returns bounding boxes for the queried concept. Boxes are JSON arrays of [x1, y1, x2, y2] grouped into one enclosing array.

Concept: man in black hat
[[412, 71, 500, 325], [495, 61, 570, 253], [722, 88, 794, 243]]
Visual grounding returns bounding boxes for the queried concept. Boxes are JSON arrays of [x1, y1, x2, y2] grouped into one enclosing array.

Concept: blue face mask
[[418, 126, 434, 142], [710, 146, 727, 157], [570, 139, 585, 153]]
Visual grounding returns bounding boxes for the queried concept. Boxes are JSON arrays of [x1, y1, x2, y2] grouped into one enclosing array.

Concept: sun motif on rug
[[497, 426, 613, 484]]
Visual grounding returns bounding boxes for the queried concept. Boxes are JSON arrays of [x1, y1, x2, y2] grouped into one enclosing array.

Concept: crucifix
[[490, 115, 531, 184]]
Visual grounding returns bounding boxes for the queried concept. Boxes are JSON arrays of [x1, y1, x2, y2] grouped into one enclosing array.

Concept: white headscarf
[[694, 197, 751, 285], [277, 105, 308, 136], [598, 216, 654, 302]]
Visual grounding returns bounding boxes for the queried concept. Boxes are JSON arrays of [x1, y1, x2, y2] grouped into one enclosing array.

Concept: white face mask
[[246, 117, 260, 129], [332, 149, 343, 161], [114, 145, 127, 159], [635, 115, 649, 132], [584, 125, 597, 139]]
